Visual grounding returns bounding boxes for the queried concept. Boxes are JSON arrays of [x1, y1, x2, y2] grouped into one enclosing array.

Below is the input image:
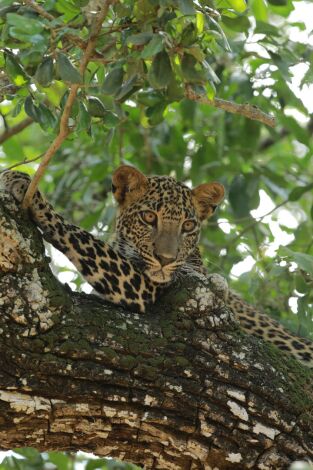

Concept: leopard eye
[[141, 210, 157, 226], [182, 219, 197, 233]]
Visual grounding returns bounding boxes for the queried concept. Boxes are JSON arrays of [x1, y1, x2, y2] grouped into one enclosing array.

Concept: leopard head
[[112, 165, 224, 284]]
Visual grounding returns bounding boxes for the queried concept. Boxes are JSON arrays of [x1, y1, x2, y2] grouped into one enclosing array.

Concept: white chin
[[146, 269, 172, 284]]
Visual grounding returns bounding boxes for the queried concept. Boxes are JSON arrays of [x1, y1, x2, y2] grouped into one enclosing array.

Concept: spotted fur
[[1, 167, 313, 367]]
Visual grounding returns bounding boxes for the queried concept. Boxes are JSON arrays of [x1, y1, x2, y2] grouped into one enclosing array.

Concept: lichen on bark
[[0, 192, 312, 470]]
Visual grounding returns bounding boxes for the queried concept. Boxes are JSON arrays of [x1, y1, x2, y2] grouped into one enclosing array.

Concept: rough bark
[[0, 191, 312, 470]]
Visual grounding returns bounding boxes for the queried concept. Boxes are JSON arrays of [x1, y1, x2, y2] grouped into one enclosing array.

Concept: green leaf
[[148, 51, 173, 89], [47, 451, 70, 470], [297, 295, 309, 326], [255, 21, 280, 36], [181, 54, 207, 84], [186, 46, 205, 62], [102, 67, 124, 95], [7, 13, 44, 35], [4, 52, 29, 86], [250, 0, 268, 21], [279, 248, 313, 277], [24, 96, 56, 130], [35, 56, 54, 87], [268, 0, 287, 4], [86, 458, 109, 470], [196, 12, 204, 33], [24, 96, 40, 121], [294, 274, 310, 294], [269, 52, 291, 80], [141, 35, 164, 59], [37, 103, 57, 130], [87, 96, 107, 117], [146, 102, 167, 126], [12, 99, 24, 118], [222, 15, 250, 33], [127, 32, 153, 45], [76, 101, 91, 132], [166, 78, 184, 101], [229, 174, 260, 217], [8, 28, 45, 45], [300, 65, 313, 88], [180, 23, 197, 46], [206, 81, 216, 99], [102, 111, 119, 128], [55, 0, 81, 20], [60, 90, 70, 110], [206, 16, 231, 52], [13, 448, 40, 459], [227, 0, 247, 12], [289, 183, 313, 202], [202, 60, 220, 84], [278, 114, 309, 145], [115, 75, 139, 101], [137, 89, 163, 106], [56, 53, 82, 84], [177, 0, 195, 15]]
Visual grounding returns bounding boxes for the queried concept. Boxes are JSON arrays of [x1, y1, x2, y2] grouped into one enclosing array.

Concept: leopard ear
[[112, 165, 148, 207], [192, 182, 224, 221]]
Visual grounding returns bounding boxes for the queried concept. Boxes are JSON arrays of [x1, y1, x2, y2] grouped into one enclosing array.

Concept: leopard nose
[[154, 252, 176, 266]]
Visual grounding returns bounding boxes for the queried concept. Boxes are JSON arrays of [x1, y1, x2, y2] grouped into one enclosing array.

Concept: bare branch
[[185, 85, 276, 128], [21, 1, 115, 209], [1, 153, 44, 172], [226, 198, 288, 248], [0, 117, 33, 144], [24, 0, 55, 20]]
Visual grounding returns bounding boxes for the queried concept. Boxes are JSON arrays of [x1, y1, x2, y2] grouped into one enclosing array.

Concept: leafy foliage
[[0, 0, 313, 338], [0, 448, 140, 470]]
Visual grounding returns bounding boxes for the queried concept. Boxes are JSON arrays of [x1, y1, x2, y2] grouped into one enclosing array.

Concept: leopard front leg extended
[[0, 171, 155, 312]]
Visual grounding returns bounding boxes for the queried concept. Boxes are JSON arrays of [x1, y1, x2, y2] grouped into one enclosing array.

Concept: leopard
[[1, 165, 313, 368]]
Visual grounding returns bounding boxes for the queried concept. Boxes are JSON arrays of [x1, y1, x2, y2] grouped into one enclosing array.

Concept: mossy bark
[[0, 192, 312, 470]]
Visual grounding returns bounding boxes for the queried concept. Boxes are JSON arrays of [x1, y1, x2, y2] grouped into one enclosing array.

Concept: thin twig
[[185, 85, 276, 128], [24, 0, 55, 20], [1, 153, 44, 172], [0, 117, 33, 144], [226, 199, 288, 247], [22, 1, 115, 209], [25, 0, 121, 57]]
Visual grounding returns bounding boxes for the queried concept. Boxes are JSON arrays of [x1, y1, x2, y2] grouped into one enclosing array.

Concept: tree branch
[[0, 117, 33, 145], [0, 192, 312, 469], [225, 199, 289, 248], [1, 154, 44, 172], [21, 1, 115, 209], [185, 85, 276, 128], [24, 0, 55, 21]]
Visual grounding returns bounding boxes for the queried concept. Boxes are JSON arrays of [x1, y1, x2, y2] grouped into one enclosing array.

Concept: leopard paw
[[0, 170, 31, 203], [207, 273, 229, 302]]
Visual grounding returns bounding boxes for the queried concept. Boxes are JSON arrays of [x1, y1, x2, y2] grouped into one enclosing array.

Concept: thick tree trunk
[[0, 192, 312, 470]]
